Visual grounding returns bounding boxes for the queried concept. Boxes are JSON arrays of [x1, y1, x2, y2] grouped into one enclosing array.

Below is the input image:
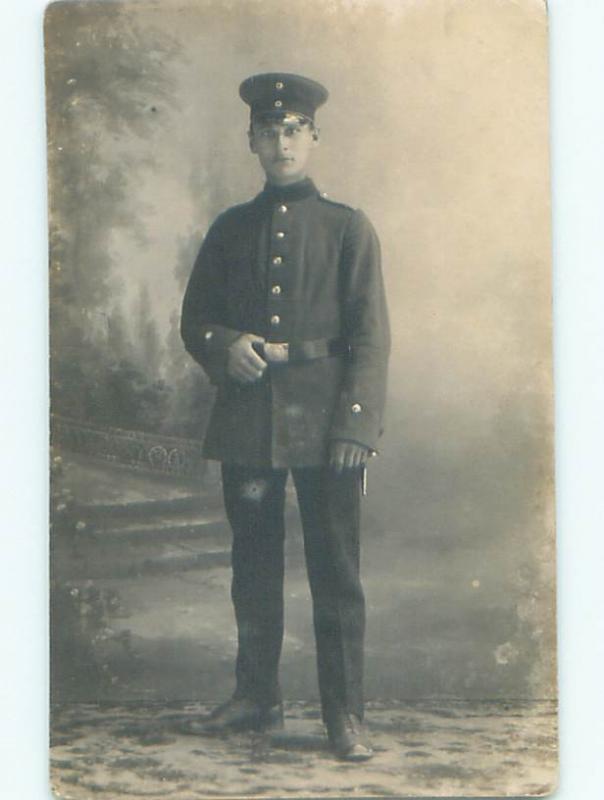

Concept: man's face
[[249, 116, 319, 186]]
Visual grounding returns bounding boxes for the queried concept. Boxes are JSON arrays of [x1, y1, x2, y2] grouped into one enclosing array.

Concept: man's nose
[[276, 134, 289, 152]]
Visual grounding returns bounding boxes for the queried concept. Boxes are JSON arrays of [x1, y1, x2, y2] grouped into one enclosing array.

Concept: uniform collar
[[260, 177, 318, 203]]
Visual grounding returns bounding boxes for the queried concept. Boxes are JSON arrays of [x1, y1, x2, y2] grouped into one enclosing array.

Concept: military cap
[[239, 72, 328, 122]]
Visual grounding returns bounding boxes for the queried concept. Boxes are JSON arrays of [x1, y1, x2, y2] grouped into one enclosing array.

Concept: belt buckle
[[264, 342, 289, 363]]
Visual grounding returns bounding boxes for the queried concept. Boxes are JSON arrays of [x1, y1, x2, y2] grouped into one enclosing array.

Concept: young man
[[180, 72, 390, 760]]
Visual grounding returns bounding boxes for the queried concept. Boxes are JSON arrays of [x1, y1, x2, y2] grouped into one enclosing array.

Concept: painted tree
[[46, 0, 180, 426]]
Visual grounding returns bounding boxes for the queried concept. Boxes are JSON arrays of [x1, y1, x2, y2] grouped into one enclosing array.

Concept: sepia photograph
[[46, 0, 557, 797]]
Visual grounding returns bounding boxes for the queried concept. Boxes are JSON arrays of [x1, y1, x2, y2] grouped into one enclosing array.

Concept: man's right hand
[[227, 334, 267, 384]]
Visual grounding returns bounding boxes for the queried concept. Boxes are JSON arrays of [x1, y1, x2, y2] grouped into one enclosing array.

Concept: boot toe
[[328, 714, 374, 761]]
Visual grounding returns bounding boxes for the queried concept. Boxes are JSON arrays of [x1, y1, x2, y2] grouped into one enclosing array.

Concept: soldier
[[180, 72, 390, 761]]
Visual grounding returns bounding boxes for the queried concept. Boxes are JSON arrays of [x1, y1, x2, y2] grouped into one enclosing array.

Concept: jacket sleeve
[[180, 218, 244, 386], [329, 209, 390, 451]]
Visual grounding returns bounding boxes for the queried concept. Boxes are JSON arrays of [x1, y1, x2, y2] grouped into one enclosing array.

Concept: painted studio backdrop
[[47, 0, 555, 707]]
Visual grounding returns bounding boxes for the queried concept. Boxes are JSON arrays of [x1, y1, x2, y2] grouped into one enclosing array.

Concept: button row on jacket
[[351, 403, 362, 414], [269, 204, 289, 330]]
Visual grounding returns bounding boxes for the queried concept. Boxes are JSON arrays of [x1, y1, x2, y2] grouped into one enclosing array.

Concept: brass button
[[272, 256, 283, 265], [320, 191, 328, 198], [275, 231, 285, 239], [278, 204, 288, 214], [351, 403, 362, 414], [270, 315, 281, 326], [271, 285, 282, 295], [274, 100, 283, 108], [204, 330, 213, 340], [275, 81, 284, 90]]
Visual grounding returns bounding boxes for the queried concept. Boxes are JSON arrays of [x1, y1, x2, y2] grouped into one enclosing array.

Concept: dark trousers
[[221, 463, 365, 725]]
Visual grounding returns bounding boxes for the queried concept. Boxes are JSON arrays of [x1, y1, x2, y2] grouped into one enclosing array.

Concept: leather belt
[[253, 337, 349, 364]]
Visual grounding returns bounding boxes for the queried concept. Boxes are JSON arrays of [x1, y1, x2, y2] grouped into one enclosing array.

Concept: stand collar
[[259, 177, 318, 203]]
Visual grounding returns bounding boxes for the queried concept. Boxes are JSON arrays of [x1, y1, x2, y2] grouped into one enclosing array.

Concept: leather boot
[[326, 713, 374, 761], [181, 697, 284, 735]]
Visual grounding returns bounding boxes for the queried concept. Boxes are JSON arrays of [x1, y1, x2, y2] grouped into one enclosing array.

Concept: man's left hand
[[329, 440, 370, 472]]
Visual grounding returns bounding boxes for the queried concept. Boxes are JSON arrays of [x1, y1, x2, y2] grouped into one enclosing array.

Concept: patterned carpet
[[50, 699, 557, 799]]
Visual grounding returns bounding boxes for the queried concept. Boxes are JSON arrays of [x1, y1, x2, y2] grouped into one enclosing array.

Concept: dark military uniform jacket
[[181, 177, 390, 468]]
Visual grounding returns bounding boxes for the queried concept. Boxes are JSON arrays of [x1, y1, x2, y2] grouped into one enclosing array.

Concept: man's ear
[[311, 126, 320, 145], [248, 129, 257, 154]]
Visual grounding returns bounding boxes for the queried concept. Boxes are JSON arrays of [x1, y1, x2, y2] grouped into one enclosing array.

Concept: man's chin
[[267, 166, 306, 186]]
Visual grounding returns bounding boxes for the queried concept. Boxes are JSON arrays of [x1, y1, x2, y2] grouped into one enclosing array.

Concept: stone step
[[81, 513, 230, 545], [53, 541, 232, 580], [73, 494, 222, 522], [72, 499, 301, 545], [119, 546, 232, 577]]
